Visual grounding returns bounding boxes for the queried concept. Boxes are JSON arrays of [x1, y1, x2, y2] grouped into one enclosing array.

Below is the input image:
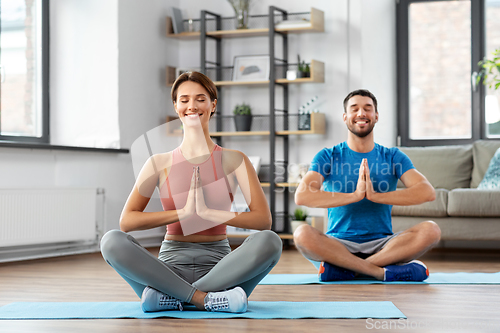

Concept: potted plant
[[233, 103, 252, 131], [477, 47, 500, 91], [477, 48, 500, 133], [290, 207, 308, 233], [297, 55, 310, 78]]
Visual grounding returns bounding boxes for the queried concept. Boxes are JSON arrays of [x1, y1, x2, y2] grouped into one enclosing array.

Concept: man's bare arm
[[295, 168, 366, 208], [365, 160, 435, 206]]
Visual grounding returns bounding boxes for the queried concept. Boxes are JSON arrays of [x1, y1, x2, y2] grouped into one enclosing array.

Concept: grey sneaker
[[204, 286, 248, 313], [141, 286, 183, 312]]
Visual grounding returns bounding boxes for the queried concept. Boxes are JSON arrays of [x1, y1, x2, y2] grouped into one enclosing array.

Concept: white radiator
[[0, 188, 104, 262]]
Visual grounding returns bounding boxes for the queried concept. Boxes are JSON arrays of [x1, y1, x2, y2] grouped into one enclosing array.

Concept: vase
[[234, 114, 252, 131], [236, 9, 249, 29], [291, 220, 308, 233]]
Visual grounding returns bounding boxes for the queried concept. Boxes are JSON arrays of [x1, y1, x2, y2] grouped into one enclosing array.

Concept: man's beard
[[347, 122, 375, 138]]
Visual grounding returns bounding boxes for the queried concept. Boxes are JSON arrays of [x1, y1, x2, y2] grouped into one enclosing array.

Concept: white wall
[[118, 0, 179, 149], [0, 0, 397, 250], [50, 0, 120, 148], [359, 0, 397, 147]]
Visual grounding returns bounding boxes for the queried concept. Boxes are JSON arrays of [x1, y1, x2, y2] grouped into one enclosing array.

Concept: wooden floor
[[1, 246, 500, 332]]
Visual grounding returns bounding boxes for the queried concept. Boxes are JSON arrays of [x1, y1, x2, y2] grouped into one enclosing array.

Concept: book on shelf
[[171, 7, 184, 34]]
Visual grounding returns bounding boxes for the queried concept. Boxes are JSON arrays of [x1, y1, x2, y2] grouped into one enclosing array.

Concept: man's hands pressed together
[[355, 158, 379, 203]]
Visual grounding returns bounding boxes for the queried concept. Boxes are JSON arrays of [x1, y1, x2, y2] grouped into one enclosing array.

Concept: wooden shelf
[[167, 113, 325, 137], [166, 60, 323, 87], [207, 28, 269, 38], [277, 112, 325, 135], [208, 113, 325, 136], [212, 60, 324, 87], [276, 60, 325, 84], [166, 8, 324, 40], [165, 17, 200, 40]]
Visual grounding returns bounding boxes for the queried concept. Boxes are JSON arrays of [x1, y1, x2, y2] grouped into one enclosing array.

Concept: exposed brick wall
[[485, 2, 500, 136], [408, 2, 500, 139], [409, 1, 472, 139]]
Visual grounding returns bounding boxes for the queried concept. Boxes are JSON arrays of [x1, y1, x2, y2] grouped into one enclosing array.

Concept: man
[[294, 89, 441, 282]]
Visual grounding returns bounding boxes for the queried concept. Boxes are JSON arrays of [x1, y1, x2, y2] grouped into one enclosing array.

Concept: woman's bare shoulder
[[221, 148, 247, 174], [149, 150, 174, 170]]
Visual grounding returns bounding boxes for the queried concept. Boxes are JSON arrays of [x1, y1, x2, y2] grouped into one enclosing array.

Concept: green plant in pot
[[290, 207, 308, 234], [297, 55, 310, 78], [477, 48, 500, 134], [233, 103, 252, 132], [477, 47, 500, 90]]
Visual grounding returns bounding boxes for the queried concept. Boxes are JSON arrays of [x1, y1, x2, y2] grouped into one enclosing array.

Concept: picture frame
[[232, 55, 270, 82]]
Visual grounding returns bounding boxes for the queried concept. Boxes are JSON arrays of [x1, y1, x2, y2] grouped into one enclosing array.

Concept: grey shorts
[[327, 233, 401, 258], [158, 239, 231, 284]]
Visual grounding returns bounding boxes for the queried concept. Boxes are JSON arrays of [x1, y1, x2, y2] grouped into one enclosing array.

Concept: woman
[[100, 71, 282, 313]]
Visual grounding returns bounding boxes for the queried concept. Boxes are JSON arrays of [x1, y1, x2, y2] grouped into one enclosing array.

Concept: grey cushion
[[478, 148, 500, 189], [448, 189, 500, 217], [471, 140, 500, 188], [392, 216, 500, 241], [398, 145, 473, 190], [391, 189, 448, 217]]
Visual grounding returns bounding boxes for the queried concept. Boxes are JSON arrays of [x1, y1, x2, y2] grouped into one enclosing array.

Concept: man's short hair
[[343, 89, 378, 113]]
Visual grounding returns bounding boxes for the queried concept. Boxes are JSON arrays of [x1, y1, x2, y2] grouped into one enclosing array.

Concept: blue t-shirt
[[309, 142, 414, 243]]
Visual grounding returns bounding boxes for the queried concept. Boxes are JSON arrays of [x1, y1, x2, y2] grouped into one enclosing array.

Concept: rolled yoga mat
[[259, 272, 500, 285], [0, 301, 405, 320]]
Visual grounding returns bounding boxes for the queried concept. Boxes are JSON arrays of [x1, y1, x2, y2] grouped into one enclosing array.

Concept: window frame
[[0, 0, 49, 144], [396, 0, 486, 147]]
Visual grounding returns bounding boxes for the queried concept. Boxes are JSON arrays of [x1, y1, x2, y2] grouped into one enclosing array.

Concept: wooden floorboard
[[1, 247, 500, 332]]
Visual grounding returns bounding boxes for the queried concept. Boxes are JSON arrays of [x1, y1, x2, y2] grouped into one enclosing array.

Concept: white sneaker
[[141, 286, 183, 312], [204, 286, 248, 313]]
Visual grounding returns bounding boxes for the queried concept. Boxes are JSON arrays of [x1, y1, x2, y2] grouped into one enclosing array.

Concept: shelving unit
[[166, 7, 325, 240], [165, 8, 324, 39]]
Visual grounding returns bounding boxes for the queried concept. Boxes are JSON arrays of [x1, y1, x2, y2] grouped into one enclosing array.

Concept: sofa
[[391, 140, 500, 245]]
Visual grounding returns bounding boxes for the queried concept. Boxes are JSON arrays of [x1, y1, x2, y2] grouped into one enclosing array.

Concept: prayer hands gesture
[[181, 166, 210, 220], [355, 158, 376, 202]]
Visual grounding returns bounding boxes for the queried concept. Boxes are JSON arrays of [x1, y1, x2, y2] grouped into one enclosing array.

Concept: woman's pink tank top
[[159, 145, 232, 236]]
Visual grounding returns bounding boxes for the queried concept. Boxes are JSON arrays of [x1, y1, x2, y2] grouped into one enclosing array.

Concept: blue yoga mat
[[0, 301, 405, 320], [259, 272, 500, 285]]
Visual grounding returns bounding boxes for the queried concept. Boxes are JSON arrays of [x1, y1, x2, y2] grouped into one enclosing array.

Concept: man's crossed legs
[[293, 221, 441, 282]]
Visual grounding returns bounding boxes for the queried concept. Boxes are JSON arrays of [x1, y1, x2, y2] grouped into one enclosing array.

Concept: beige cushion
[[398, 145, 473, 190], [391, 189, 448, 217], [447, 189, 500, 217], [471, 140, 500, 188], [392, 216, 500, 241]]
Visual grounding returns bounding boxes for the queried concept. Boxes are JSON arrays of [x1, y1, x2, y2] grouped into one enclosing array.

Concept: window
[[0, 0, 48, 143], [485, 0, 500, 138], [397, 0, 497, 146]]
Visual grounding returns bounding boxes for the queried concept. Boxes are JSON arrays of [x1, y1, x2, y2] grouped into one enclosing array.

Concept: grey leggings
[[100, 230, 282, 303]]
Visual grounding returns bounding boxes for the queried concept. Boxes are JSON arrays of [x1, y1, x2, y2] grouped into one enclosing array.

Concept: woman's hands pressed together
[[194, 166, 211, 219], [179, 166, 212, 221]]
